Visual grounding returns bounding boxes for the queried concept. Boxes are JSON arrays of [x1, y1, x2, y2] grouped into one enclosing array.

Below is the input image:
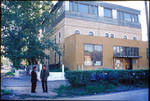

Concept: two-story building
[[42, 1, 148, 70]]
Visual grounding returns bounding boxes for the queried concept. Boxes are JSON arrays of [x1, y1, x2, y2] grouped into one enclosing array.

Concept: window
[[84, 44, 103, 66], [69, 2, 73, 11], [74, 2, 78, 12], [132, 59, 136, 64], [69, 2, 98, 16], [110, 34, 114, 38], [75, 30, 80, 34], [135, 15, 138, 23], [89, 31, 94, 36], [123, 35, 127, 39], [132, 14, 135, 22], [117, 46, 120, 56], [55, 35, 56, 43], [105, 33, 109, 37], [104, 8, 112, 17], [118, 10, 138, 23], [58, 54, 60, 64], [113, 46, 139, 57], [79, 3, 89, 13], [121, 12, 124, 20], [90, 6, 94, 14], [94, 6, 98, 15], [133, 37, 137, 40], [124, 13, 131, 21], [59, 32, 61, 43], [117, 11, 120, 19], [55, 52, 56, 64], [113, 46, 117, 56]]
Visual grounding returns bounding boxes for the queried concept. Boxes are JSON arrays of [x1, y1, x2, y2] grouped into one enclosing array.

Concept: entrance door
[[123, 59, 132, 70]]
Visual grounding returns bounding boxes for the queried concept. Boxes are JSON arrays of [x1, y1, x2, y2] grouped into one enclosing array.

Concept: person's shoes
[[42, 91, 45, 93], [31, 91, 36, 93]]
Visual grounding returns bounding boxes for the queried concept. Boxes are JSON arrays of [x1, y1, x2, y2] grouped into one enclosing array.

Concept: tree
[[1, 1, 60, 69]]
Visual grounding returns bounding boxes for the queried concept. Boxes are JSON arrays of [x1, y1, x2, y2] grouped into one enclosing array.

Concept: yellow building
[[42, 1, 148, 70]]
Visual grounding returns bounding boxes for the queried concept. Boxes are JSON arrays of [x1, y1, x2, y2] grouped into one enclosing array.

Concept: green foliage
[[79, 91, 87, 95], [86, 85, 105, 94], [65, 69, 149, 87], [5, 71, 15, 76], [1, 89, 13, 95], [1, 1, 61, 68], [49, 67, 69, 72]]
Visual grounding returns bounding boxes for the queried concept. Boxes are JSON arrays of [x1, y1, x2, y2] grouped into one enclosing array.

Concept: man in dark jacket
[[31, 66, 37, 93], [40, 65, 50, 93]]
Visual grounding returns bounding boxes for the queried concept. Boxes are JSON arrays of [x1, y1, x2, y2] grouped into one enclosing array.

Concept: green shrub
[[79, 91, 87, 95], [58, 85, 66, 90], [86, 84, 106, 94], [1, 89, 13, 95], [49, 67, 69, 72], [5, 71, 15, 76], [65, 69, 149, 87]]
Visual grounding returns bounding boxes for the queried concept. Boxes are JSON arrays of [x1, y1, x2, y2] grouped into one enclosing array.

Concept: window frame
[[117, 10, 138, 23], [110, 34, 114, 38], [123, 35, 127, 39], [69, 1, 98, 16], [133, 37, 137, 40], [89, 31, 94, 36], [105, 33, 109, 37], [84, 44, 103, 66], [104, 8, 112, 18], [74, 30, 80, 34]]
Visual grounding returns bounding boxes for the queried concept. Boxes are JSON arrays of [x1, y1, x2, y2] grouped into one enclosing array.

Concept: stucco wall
[[64, 18, 142, 40], [64, 34, 148, 70]]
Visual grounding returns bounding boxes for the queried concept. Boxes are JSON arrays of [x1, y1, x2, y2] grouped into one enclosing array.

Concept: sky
[[52, 1, 149, 41]]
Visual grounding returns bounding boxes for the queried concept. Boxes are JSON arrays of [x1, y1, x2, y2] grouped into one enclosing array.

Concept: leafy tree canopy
[[1, 1, 60, 69]]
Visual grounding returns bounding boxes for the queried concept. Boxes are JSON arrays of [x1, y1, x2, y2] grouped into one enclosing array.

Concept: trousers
[[42, 80, 48, 92], [31, 82, 36, 92]]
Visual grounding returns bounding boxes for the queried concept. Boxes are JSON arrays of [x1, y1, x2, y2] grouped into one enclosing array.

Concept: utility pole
[[145, 1, 149, 65]]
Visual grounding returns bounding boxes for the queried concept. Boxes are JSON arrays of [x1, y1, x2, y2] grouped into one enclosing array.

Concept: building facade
[[43, 1, 148, 70]]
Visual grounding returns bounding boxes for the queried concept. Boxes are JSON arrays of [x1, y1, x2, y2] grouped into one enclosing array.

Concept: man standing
[[40, 65, 50, 93], [31, 66, 37, 93]]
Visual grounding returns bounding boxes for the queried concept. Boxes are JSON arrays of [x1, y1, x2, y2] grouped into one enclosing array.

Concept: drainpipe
[[145, 1, 149, 65]]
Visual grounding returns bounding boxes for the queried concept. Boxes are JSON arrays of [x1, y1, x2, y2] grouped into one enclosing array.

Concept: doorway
[[123, 58, 132, 70]]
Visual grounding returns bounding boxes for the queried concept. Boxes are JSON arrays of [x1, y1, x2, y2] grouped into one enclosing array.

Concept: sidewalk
[[1, 69, 67, 100], [55, 88, 149, 100]]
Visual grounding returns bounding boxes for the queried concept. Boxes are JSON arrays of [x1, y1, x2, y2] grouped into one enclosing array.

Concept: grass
[[53, 80, 149, 98], [1, 89, 13, 95], [18, 94, 54, 99]]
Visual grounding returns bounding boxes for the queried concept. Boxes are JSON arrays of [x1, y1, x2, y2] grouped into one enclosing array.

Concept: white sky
[[52, 1, 149, 41]]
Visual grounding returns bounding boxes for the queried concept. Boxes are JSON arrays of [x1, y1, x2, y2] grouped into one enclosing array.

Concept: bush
[[49, 67, 69, 72], [65, 69, 149, 87], [1, 89, 13, 95], [5, 71, 15, 76]]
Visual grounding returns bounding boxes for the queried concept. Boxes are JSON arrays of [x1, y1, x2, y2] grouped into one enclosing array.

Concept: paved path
[[1, 69, 67, 100], [56, 88, 149, 101]]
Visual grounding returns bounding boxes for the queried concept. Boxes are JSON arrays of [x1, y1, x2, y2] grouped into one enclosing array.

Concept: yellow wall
[[64, 34, 148, 70]]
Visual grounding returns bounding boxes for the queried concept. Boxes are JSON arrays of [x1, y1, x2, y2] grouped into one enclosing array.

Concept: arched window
[[105, 33, 109, 37], [133, 37, 137, 40], [110, 34, 114, 38], [74, 30, 80, 34], [89, 31, 94, 36], [123, 35, 127, 39]]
